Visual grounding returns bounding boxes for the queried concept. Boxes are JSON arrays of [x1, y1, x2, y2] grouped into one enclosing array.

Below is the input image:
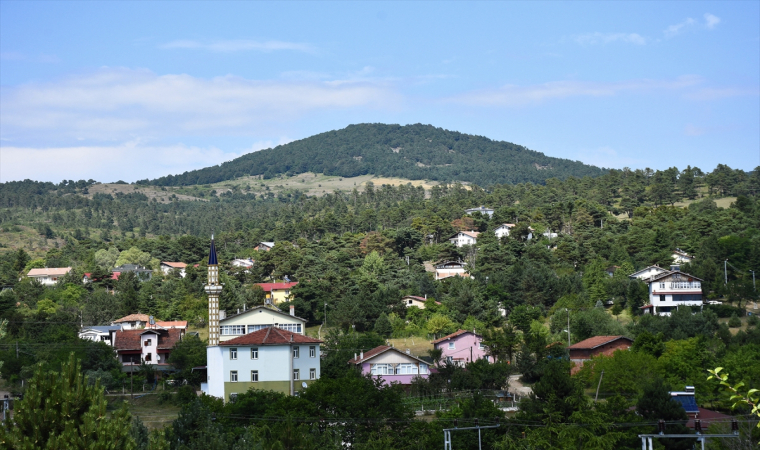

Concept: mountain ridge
[[141, 123, 606, 187]]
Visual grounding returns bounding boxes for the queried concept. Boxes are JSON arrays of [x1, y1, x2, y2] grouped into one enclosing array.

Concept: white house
[[26, 267, 72, 286], [493, 224, 533, 240], [203, 327, 322, 401], [628, 265, 670, 281], [449, 231, 479, 247], [640, 270, 704, 316], [231, 258, 255, 269], [672, 249, 694, 265], [401, 295, 440, 309], [256, 242, 275, 252], [160, 262, 187, 278], [434, 261, 471, 281], [465, 206, 494, 218], [78, 325, 122, 345], [219, 304, 307, 342], [113, 328, 184, 367], [111, 313, 151, 330]]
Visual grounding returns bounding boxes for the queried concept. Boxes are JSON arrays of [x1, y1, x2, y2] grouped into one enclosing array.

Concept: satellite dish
[[302, 382, 308, 389]]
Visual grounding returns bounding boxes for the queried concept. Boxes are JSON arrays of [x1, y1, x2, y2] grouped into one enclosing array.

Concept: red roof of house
[[686, 407, 733, 429], [112, 314, 150, 323], [84, 272, 121, 280], [255, 282, 298, 292], [113, 328, 183, 351], [568, 335, 632, 350], [431, 329, 480, 344], [220, 327, 321, 346], [162, 262, 187, 268]]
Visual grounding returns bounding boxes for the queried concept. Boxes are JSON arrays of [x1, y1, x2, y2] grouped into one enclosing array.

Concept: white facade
[[494, 224, 533, 240], [26, 267, 72, 286], [449, 231, 479, 247], [219, 306, 306, 342], [160, 262, 187, 278], [465, 206, 494, 217], [434, 261, 471, 281], [78, 326, 121, 345], [645, 271, 704, 316], [205, 346, 225, 398], [672, 250, 694, 264], [628, 266, 669, 281]]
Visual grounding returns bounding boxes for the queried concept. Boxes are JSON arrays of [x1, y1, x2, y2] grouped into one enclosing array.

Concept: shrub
[[746, 314, 758, 327], [727, 313, 741, 328]]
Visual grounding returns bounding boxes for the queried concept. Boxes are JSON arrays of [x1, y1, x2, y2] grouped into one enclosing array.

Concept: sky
[[1, 1, 758, 183]]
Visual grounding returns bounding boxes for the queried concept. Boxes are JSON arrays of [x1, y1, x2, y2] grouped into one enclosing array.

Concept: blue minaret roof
[[208, 235, 218, 265]]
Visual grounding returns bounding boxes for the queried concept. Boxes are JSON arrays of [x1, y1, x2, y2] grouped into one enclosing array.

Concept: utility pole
[[130, 369, 134, 400], [594, 370, 604, 402], [724, 260, 728, 285], [751, 270, 756, 291], [566, 309, 571, 347], [324, 302, 327, 327]]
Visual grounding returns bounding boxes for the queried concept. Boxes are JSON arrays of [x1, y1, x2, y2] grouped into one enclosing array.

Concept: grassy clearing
[[108, 392, 181, 430], [387, 337, 433, 358]]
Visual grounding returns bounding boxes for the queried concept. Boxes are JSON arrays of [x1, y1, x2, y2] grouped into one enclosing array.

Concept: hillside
[[142, 123, 605, 187]]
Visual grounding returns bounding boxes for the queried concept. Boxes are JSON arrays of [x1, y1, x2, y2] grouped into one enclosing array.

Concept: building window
[[660, 295, 666, 302], [420, 364, 428, 374], [293, 346, 299, 358], [371, 364, 392, 375], [144, 339, 152, 347], [278, 323, 302, 333], [659, 283, 665, 289], [230, 393, 238, 402], [247, 324, 270, 333], [145, 353, 152, 362], [310, 368, 316, 380], [251, 348, 258, 359], [309, 346, 316, 358], [448, 342, 455, 350], [251, 370, 259, 382], [221, 325, 246, 335], [230, 371, 238, 382], [479, 343, 485, 350], [230, 348, 237, 360], [396, 363, 418, 375], [293, 369, 300, 380]]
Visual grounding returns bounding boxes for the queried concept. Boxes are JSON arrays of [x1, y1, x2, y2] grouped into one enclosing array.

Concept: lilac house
[[432, 330, 490, 366], [348, 345, 429, 386]]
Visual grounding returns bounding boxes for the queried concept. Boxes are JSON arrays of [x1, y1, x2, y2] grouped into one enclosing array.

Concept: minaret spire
[[205, 234, 222, 346]]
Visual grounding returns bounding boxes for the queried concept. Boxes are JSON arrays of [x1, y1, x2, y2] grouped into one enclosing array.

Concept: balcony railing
[[669, 282, 700, 289]]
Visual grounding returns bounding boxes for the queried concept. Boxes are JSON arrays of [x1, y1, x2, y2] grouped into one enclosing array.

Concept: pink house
[[348, 345, 430, 386], [432, 330, 490, 366]]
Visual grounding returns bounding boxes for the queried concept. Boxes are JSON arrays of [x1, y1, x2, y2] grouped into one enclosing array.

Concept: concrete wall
[[205, 347, 225, 399], [140, 333, 160, 364]]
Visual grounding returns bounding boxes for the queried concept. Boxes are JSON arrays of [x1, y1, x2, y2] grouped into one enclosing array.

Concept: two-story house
[[254, 282, 299, 304], [256, 242, 275, 252], [448, 231, 479, 247], [493, 224, 533, 240], [568, 335, 633, 374], [219, 304, 307, 342], [26, 267, 72, 286], [401, 295, 440, 309], [348, 345, 429, 386], [641, 270, 704, 316], [113, 328, 183, 367], [204, 327, 322, 401], [432, 330, 490, 365], [111, 313, 151, 330]]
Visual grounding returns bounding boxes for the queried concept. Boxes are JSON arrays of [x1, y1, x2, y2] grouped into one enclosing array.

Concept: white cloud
[[160, 39, 315, 53], [574, 146, 648, 169], [0, 141, 252, 183], [0, 67, 401, 143], [665, 17, 696, 37], [574, 32, 647, 45], [446, 76, 702, 107], [684, 87, 760, 101], [704, 13, 721, 30]]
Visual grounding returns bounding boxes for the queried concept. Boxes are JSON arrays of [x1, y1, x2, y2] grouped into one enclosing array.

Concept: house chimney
[[237, 308, 240, 314], [290, 305, 295, 316], [243, 304, 246, 311], [354, 353, 357, 361], [424, 294, 427, 300], [360, 351, 364, 359], [406, 349, 410, 355]]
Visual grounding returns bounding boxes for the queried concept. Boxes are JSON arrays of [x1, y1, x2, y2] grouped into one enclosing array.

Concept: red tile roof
[[568, 335, 632, 350], [113, 314, 150, 323], [220, 327, 321, 346], [686, 407, 732, 429], [255, 282, 299, 292], [113, 328, 183, 351], [431, 329, 480, 344], [83, 272, 120, 280]]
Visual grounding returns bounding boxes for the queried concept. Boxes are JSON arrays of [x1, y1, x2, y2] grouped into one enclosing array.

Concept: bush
[[728, 314, 741, 328], [705, 303, 744, 318], [176, 384, 197, 405], [747, 314, 759, 327]]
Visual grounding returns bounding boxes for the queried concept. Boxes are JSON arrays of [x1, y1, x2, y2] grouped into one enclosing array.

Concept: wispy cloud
[[160, 39, 315, 53], [573, 32, 647, 45], [664, 13, 721, 38], [446, 76, 702, 107], [683, 87, 759, 101], [0, 141, 251, 183], [0, 67, 401, 143], [0, 52, 60, 63]]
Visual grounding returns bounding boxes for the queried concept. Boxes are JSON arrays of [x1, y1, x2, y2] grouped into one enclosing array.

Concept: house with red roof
[[160, 262, 187, 278], [26, 267, 71, 286], [568, 335, 633, 374], [112, 328, 183, 369], [449, 231, 480, 247], [401, 295, 440, 309], [348, 345, 430, 386], [432, 329, 491, 366], [254, 282, 298, 304], [203, 327, 322, 401], [111, 313, 151, 330]]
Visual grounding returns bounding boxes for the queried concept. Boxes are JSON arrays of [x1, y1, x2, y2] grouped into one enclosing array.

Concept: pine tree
[[0, 353, 135, 449]]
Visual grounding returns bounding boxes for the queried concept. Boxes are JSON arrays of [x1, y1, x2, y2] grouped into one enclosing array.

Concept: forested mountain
[[141, 123, 605, 186]]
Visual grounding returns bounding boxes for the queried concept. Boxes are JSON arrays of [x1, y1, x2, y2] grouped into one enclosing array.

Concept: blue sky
[[1, 1, 758, 183]]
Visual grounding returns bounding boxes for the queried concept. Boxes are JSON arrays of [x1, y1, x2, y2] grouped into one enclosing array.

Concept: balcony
[[669, 282, 700, 289]]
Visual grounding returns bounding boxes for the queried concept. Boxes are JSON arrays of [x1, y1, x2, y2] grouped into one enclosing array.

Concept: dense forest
[[140, 123, 606, 186], [1, 162, 759, 448]]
